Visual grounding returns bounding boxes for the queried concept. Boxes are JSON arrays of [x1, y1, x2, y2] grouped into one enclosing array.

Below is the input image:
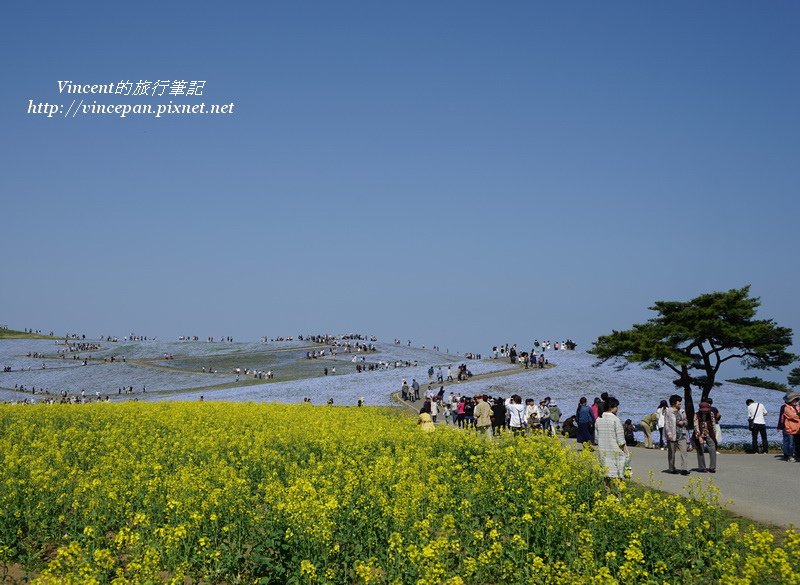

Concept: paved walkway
[[402, 411, 799, 528], [620, 443, 800, 529], [394, 370, 799, 530]]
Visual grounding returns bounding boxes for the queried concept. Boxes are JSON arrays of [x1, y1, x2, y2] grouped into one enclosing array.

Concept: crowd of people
[[569, 393, 724, 476], [411, 389, 564, 437], [409, 380, 800, 482], [62, 342, 102, 353], [299, 334, 377, 345], [491, 340, 576, 360], [232, 367, 273, 379], [6, 387, 124, 404], [490, 344, 554, 369], [413, 390, 701, 480]]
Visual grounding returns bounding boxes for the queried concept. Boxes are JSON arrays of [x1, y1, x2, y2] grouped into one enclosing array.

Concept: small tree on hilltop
[[789, 366, 800, 388], [590, 286, 795, 425]]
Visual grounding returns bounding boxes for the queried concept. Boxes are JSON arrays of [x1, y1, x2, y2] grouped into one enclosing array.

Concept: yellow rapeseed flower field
[[0, 402, 797, 584]]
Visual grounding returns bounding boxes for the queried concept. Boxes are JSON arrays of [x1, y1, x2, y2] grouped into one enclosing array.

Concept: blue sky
[[2, 1, 798, 377]]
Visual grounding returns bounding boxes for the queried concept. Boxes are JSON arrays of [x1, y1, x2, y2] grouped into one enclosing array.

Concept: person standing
[[788, 397, 800, 462], [430, 398, 439, 423], [640, 411, 659, 449], [449, 392, 459, 424], [412, 379, 420, 401], [656, 400, 669, 449], [456, 397, 466, 428], [576, 397, 593, 447], [665, 394, 689, 475], [491, 396, 507, 436], [539, 399, 552, 434], [507, 395, 526, 435], [706, 397, 722, 448], [464, 397, 476, 429], [590, 397, 601, 421], [474, 394, 493, 437], [440, 397, 451, 425], [595, 396, 628, 481], [539, 399, 552, 435], [778, 395, 800, 462], [746, 399, 769, 454], [525, 399, 540, 432], [693, 402, 718, 473]]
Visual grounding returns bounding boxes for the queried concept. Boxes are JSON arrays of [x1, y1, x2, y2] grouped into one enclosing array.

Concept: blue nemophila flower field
[[0, 338, 783, 444]]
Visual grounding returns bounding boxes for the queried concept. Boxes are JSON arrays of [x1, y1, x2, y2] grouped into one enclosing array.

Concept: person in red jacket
[[777, 395, 800, 461]]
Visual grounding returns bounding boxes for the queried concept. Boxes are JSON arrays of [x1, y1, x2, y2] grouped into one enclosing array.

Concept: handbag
[[748, 403, 760, 431]]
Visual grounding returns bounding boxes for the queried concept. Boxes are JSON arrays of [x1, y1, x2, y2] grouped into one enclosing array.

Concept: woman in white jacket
[[506, 395, 527, 435], [595, 396, 628, 480]]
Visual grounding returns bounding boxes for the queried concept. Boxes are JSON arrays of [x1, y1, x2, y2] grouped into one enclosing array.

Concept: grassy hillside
[[0, 327, 56, 340]]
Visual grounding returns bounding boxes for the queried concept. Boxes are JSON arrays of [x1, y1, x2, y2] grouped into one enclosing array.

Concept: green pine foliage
[[726, 377, 789, 392]]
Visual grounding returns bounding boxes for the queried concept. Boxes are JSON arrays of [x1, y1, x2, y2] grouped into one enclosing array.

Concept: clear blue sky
[[2, 2, 798, 376]]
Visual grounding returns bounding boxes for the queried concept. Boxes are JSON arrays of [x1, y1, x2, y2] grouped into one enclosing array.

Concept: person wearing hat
[[639, 410, 660, 448], [693, 401, 718, 473], [777, 394, 800, 462], [746, 399, 769, 454]]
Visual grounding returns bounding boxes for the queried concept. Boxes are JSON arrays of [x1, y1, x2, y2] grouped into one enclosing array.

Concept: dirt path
[[391, 362, 554, 410]]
